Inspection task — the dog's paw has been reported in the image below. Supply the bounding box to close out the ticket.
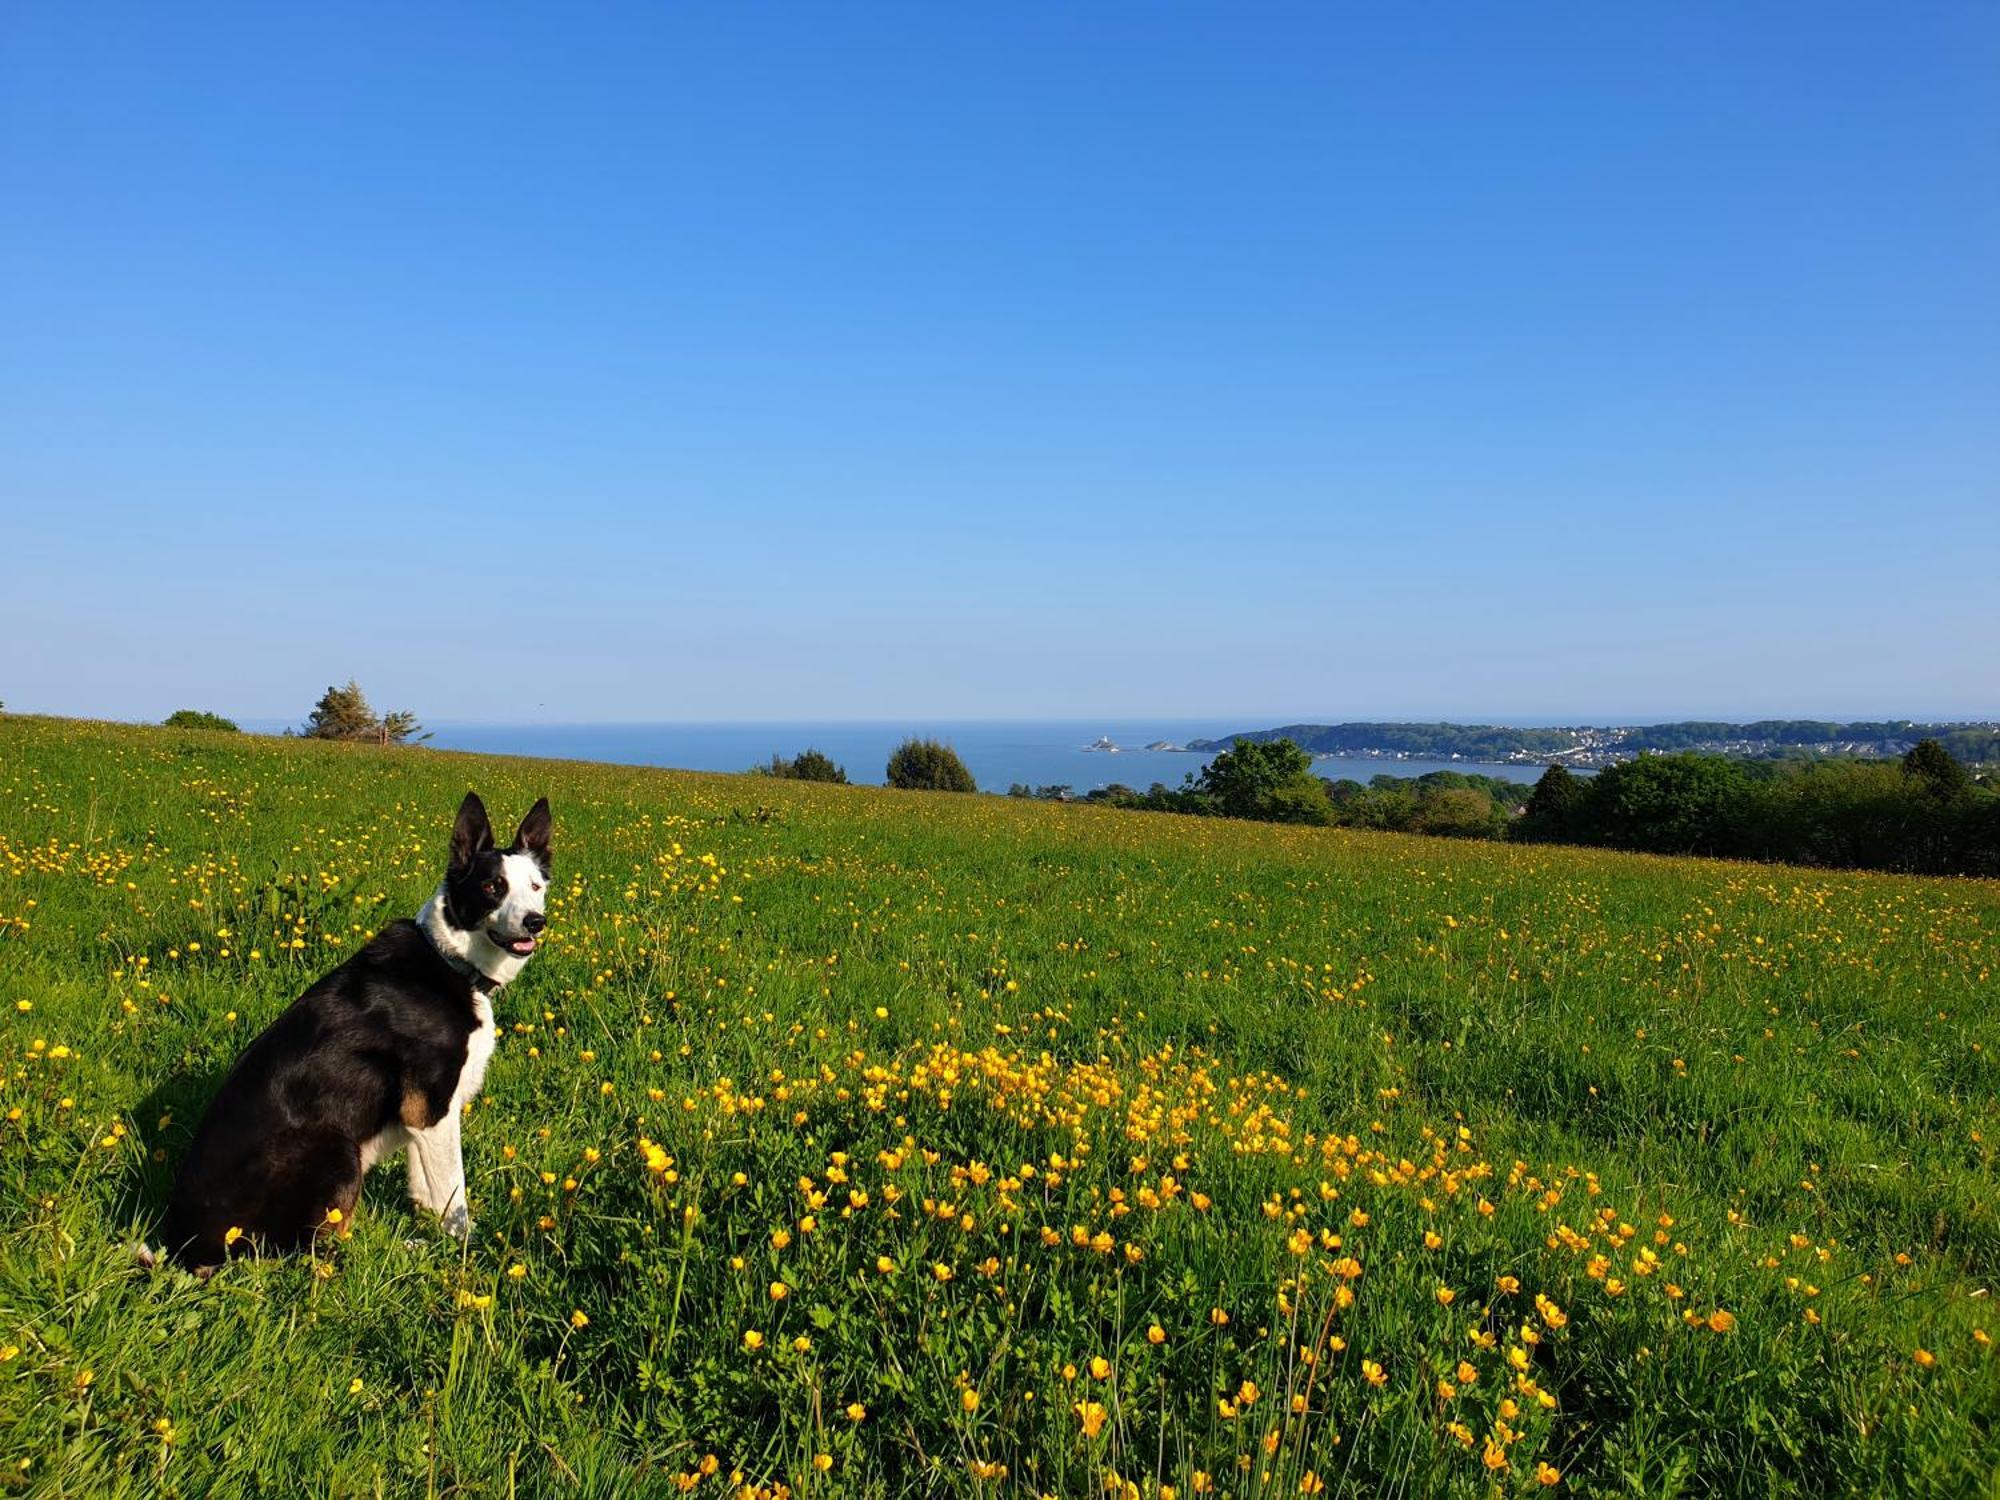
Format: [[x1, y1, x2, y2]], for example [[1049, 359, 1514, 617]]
[[441, 1205, 473, 1241]]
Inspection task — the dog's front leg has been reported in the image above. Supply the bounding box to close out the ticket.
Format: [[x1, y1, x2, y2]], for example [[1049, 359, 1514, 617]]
[[406, 1111, 472, 1240]]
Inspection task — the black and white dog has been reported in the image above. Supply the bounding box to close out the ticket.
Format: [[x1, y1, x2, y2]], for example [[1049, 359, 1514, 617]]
[[154, 792, 550, 1272]]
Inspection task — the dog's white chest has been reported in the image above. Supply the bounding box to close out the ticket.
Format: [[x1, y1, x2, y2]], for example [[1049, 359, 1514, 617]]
[[454, 992, 498, 1109]]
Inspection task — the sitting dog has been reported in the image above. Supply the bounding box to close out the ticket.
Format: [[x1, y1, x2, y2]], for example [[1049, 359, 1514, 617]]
[[154, 792, 550, 1271]]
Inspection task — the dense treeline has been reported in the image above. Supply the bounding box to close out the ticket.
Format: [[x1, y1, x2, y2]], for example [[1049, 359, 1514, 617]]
[[1517, 744, 2000, 875], [1017, 737, 2000, 877], [1014, 740, 1531, 838]]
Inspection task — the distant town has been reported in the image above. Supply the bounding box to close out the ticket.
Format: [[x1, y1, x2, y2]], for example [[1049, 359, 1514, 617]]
[[1082, 720, 2000, 770]]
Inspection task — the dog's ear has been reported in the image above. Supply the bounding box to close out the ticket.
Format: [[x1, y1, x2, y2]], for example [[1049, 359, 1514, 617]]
[[450, 792, 494, 872], [512, 798, 552, 872]]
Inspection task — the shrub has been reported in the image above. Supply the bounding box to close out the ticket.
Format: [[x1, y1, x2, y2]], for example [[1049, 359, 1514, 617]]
[[1413, 785, 1503, 838], [754, 750, 849, 784], [886, 739, 976, 792], [163, 709, 239, 732]]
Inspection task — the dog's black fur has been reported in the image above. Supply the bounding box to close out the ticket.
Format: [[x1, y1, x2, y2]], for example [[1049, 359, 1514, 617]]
[[158, 793, 549, 1270]]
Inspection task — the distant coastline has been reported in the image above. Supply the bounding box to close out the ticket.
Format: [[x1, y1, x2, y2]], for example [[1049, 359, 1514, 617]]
[[212, 716, 2000, 782], [1180, 719, 2000, 770], [228, 719, 1556, 793]]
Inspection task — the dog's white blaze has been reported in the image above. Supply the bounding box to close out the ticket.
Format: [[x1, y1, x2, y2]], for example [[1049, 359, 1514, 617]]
[[416, 859, 544, 988], [493, 852, 547, 937]]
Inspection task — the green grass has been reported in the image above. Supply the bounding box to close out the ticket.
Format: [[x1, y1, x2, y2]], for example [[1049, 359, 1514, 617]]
[[1, 714, 1996, 1498]]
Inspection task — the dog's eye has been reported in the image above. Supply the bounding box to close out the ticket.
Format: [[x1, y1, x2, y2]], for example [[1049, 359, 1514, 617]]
[[482, 879, 501, 896]]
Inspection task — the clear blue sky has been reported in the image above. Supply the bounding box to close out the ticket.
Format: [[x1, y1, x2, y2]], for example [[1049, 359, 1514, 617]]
[[4, 3, 1995, 725]]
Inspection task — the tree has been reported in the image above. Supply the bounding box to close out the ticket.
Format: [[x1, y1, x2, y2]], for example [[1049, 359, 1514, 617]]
[[304, 681, 377, 739], [1572, 753, 1745, 855], [302, 681, 427, 744], [886, 739, 976, 792], [1902, 738, 1971, 802], [1517, 765, 1581, 841], [377, 709, 429, 745], [164, 709, 239, 732], [1197, 738, 1333, 825]]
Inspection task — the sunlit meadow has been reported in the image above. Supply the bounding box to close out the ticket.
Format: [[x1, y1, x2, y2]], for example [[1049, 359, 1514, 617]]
[[1, 716, 1995, 1497]]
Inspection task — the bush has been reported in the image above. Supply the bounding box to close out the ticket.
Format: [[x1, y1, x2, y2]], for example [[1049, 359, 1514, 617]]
[[163, 709, 239, 732], [753, 750, 849, 784], [886, 739, 976, 792], [1413, 786, 1503, 838]]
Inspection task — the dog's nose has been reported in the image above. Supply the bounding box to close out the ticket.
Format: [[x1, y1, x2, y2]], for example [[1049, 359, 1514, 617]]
[[523, 911, 546, 933]]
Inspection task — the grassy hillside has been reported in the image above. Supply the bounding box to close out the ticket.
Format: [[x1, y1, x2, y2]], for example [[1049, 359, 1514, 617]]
[[1, 716, 1995, 1498]]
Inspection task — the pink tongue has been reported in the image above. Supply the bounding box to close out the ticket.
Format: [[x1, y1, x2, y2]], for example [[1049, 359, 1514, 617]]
[[509, 937, 536, 954]]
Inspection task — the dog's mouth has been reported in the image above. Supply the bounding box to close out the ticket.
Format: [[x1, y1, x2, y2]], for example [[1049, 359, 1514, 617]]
[[488, 931, 538, 956]]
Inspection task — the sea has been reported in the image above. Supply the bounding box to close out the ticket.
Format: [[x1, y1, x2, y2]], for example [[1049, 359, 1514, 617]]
[[327, 719, 1548, 793]]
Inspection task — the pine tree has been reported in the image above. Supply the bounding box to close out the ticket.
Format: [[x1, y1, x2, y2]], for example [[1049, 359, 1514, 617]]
[[377, 708, 428, 746], [303, 681, 378, 739]]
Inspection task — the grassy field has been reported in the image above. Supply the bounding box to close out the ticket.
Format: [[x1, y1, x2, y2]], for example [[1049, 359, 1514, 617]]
[[1, 716, 1995, 1498]]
